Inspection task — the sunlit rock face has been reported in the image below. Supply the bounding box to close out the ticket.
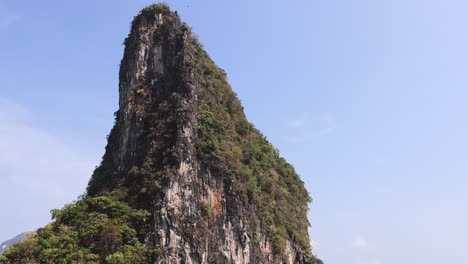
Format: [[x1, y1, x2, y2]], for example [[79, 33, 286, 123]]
[[2, 4, 315, 264], [85, 5, 315, 264]]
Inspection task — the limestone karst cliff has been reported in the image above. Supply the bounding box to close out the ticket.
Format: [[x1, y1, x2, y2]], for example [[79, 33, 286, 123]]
[[1, 4, 316, 264]]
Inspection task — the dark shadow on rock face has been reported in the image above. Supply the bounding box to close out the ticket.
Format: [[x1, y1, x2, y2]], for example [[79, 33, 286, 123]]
[[1, 3, 317, 264]]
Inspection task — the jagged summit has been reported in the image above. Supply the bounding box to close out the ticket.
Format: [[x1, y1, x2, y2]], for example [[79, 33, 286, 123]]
[[1, 4, 316, 264]]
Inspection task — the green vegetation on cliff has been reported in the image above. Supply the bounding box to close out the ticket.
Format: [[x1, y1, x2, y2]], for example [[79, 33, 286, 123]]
[[191, 37, 311, 254], [2, 3, 314, 263], [0, 196, 151, 263]]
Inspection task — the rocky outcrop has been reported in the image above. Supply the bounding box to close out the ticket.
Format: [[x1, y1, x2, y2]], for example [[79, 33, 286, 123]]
[[84, 4, 315, 264], [0, 231, 36, 257]]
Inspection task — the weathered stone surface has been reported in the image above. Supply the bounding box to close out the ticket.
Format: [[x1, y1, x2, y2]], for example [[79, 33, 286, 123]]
[[86, 6, 315, 264]]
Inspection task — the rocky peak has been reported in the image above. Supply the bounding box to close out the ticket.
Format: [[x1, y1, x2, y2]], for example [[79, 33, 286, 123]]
[[89, 3, 315, 263], [1, 4, 316, 264]]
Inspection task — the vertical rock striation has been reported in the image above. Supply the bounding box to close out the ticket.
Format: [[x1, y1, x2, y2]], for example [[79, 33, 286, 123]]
[[86, 4, 315, 264]]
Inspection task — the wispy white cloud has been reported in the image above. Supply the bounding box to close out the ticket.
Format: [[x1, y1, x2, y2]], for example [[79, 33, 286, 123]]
[[310, 239, 319, 248], [352, 235, 383, 264], [359, 258, 382, 264], [0, 4, 19, 30], [353, 235, 369, 250], [287, 118, 306, 128], [285, 112, 337, 143], [0, 97, 99, 241], [0, 97, 95, 198]]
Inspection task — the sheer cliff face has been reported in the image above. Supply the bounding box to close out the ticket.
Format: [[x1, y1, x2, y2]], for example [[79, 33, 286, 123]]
[[87, 5, 314, 264]]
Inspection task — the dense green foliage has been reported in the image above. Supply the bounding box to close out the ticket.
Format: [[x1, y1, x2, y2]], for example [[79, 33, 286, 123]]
[[141, 3, 170, 15], [190, 36, 312, 255], [2, 4, 313, 262], [0, 196, 151, 263]]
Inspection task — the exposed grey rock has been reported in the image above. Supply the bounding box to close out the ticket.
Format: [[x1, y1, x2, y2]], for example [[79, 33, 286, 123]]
[[86, 6, 315, 264], [0, 231, 36, 257]]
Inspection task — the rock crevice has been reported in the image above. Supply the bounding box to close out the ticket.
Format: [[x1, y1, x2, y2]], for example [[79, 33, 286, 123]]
[[86, 5, 315, 264]]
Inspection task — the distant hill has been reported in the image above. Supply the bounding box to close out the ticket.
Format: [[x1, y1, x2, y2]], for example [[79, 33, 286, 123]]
[[0, 232, 36, 256]]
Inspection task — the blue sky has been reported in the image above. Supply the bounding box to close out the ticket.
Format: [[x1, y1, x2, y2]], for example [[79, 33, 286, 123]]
[[1, 0, 468, 263]]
